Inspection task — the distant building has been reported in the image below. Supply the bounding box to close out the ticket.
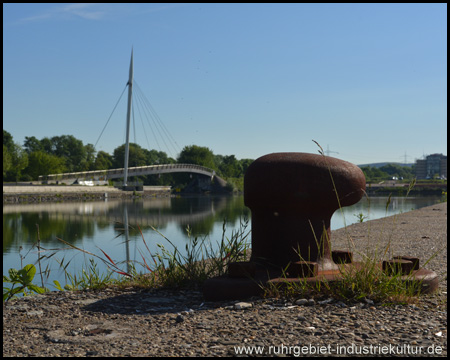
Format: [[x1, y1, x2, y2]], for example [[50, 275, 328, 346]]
[[415, 154, 447, 179]]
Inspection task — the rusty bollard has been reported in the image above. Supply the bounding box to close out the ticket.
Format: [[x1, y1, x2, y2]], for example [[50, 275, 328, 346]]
[[203, 152, 364, 301], [244, 152, 365, 271], [202, 152, 438, 301]]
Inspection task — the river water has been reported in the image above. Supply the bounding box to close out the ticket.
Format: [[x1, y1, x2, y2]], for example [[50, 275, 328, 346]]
[[3, 195, 442, 290]]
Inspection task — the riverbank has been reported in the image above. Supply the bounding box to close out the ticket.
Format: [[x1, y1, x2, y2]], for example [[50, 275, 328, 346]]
[[3, 203, 447, 357], [365, 182, 447, 196], [2, 185, 171, 203]]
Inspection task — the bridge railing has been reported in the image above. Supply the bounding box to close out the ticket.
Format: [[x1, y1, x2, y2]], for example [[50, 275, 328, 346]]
[[38, 164, 216, 183]]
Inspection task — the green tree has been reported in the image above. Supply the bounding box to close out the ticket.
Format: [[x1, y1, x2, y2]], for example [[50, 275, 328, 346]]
[[379, 164, 414, 180], [219, 155, 242, 178], [112, 143, 148, 168], [93, 151, 113, 170], [240, 159, 253, 176], [23, 136, 43, 154], [5, 143, 29, 181], [360, 166, 386, 182], [146, 149, 175, 165], [361, 164, 415, 182], [40, 137, 53, 154], [177, 145, 216, 170], [82, 144, 96, 171], [3, 145, 12, 178], [24, 151, 66, 180], [214, 154, 224, 173], [49, 135, 87, 172], [3, 130, 14, 152]]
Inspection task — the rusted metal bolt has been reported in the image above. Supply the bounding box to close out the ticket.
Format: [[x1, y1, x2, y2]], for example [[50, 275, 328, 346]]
[[244, 152, 366, 271], [393, 256, 420, 270], [286, 261, 318, 278], [383, 259, 414, 275], [332, 250, 353, 264], [228, 262, 256, 278]]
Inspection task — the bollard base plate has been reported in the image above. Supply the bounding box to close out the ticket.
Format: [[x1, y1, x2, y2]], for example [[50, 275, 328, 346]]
[[202, 261, 439, 301]]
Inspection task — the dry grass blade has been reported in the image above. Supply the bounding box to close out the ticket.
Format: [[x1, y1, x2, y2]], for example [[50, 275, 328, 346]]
[[98, 248, 118, 267], [55, 237, 132, 278], [138, 224, 158, 267], [406, 178, 416, 198], [138, 248, 154, 273], [97, 248, 132, 278]]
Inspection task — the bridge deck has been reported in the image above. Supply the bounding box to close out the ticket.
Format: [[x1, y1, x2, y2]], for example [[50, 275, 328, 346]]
[[38, 164, 217, 183]]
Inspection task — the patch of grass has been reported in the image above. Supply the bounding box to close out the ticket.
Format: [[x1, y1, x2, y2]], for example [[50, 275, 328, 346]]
[[118, 217, 251, 289], [25, 216, 251, 293], [263, 245, 435, 305], [54, 257, 116, 291]]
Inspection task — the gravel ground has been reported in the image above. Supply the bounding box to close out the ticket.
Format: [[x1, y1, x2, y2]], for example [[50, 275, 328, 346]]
[[3, 203, 447, 357], [331, 201, 447, 290]]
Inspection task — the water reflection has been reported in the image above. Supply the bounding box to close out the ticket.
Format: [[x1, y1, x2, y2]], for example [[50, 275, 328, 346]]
[[3, 196, 251, 255], [331, 195, 441, 229]]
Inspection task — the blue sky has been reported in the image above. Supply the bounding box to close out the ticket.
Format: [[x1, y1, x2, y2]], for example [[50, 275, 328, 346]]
[[3, 3, 447, 165]]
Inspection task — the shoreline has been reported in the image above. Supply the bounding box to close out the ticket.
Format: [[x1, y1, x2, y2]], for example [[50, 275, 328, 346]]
[[2, 185, 172, 203]]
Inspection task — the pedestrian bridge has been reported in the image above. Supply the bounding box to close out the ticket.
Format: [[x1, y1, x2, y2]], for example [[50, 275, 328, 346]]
[[38, 163, 221, 185]]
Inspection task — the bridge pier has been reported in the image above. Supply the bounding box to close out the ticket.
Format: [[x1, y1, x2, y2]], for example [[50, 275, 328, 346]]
[[182, 175, 229, 194]]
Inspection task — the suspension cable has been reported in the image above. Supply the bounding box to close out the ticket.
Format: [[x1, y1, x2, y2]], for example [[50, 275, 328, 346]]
[[134, 80, 181, 155], [94, 84, 128, 150], [134, 86, 171, 155], [133, 89, 157, 151]]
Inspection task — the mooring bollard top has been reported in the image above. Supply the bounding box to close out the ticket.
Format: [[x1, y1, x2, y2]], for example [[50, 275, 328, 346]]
[[244, 152, 366, 215]]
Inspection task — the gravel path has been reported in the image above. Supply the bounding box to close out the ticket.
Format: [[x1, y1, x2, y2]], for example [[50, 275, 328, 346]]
[[3, 203, 447, 357]]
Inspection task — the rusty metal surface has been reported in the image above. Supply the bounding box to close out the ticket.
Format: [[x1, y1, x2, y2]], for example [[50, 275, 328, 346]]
[[202, 152, 438, 301], [244, 152, 365, 269], [244, 152, 366, 213]]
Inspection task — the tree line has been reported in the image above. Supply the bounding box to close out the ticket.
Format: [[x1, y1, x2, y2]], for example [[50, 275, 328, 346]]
[[3, 130, 253, 187], [360, 163, 416, 183], [5, 129, 417, 186]]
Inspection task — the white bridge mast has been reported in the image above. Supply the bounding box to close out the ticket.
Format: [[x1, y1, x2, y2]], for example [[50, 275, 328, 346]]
[[123, 48, 133, 188]]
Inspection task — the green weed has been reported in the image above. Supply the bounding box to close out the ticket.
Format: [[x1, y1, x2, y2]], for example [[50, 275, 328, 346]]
[[354, 212, 369, 223], [54, 258, 116, 291], [3, 264, 47, 301]]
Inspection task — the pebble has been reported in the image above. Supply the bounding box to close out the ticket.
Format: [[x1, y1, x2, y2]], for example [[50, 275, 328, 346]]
[[26, 310, 43, 316], [317, 298, 334, 305], [294, 298, 316, 306], [233, 302, 252, 310], [295, 298, 308, 306]]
